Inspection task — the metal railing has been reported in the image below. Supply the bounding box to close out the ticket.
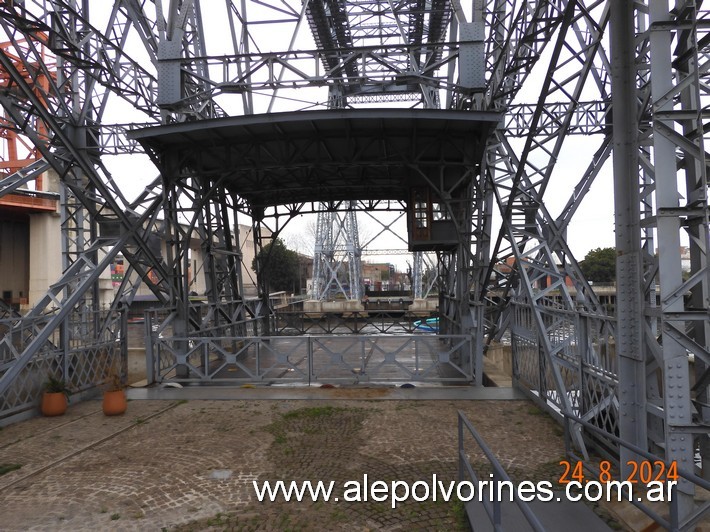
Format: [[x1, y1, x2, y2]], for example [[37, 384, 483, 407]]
[[510, 299, 619, 449], [0, 308, 126, 425], [147, 333, 478, 385], [273, 309, 435, 335], [562, 411, 710, 531], [458, 408, 710, 531], [457, 410, 546, 531]]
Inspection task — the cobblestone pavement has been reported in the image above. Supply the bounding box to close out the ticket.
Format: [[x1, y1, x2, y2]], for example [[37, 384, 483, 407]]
[[0, 395, 599, 531]]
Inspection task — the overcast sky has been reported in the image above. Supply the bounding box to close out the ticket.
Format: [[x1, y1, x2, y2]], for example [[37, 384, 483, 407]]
[[82, 2, 615, 268]]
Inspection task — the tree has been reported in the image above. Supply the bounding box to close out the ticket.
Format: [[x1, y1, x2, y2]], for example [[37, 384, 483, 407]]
[[580, 247, 616, 283], [252, 238, 301, 293]]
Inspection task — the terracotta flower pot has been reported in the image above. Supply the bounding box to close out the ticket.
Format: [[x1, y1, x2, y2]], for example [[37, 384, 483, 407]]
[[102, 389, 127, 416], [41, 391, 68, 416]]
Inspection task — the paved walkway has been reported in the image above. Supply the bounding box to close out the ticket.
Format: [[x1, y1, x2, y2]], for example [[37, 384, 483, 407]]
[[0, 388, 619, 531]]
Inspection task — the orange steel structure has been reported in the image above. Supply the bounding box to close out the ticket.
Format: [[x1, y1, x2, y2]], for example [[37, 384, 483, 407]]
[[0, 34, 53, 186], [0, 33, 58, 213]]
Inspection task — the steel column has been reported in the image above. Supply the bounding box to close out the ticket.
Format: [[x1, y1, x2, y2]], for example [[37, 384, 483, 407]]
[[610, 0, 647, 475]]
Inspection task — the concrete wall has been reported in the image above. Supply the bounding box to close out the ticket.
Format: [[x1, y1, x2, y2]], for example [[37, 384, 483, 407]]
[[0, 217, 30, 306], [238, 223, 260, 297], [122, 222, 266, 301], [8, 195, 268, 312], [28, 212, 62, 309], [0, 170, 62, 310]]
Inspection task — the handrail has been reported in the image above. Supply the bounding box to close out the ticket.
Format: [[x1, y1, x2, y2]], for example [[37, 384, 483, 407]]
[[457, 410, 546, 531], [561, 411, 710, 531], [147, 333, 475, 384]]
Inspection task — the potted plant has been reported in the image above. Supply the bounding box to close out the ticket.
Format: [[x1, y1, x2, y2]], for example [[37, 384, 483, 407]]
[[102, 371, 127, 416], [41, 375, 70, 416]]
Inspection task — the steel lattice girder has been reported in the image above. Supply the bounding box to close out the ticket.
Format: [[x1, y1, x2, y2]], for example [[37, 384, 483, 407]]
[[0, 3, 707, 526], [480, 3, 614, 461], [312, 205, 362, 301], [636, 0, 710, 511]]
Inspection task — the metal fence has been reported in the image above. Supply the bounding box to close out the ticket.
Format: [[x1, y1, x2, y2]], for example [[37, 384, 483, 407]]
[[0, 308, 125, 425], [458, 410, 546, 531], [561, 411, 710, 531], [146, 332, 478, 385], [510, 299, 618, 449]]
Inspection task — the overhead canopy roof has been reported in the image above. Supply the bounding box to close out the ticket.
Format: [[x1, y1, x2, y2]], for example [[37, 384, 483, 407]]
[[130, 109, 500, 208]]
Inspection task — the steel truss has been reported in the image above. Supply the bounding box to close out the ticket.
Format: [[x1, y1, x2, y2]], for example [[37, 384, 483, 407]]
[[479, 0, 615, 457], [0, 1, 707, 525], [476, 0, 709, 521], [619, 0, 710, 517], [146, 331, 475, 385], [0, 3, 171, 423], [312, 204, 363, 301]]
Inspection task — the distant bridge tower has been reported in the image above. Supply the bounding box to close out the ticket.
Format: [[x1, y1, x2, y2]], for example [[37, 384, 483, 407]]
[[311, 203, 362, 301]]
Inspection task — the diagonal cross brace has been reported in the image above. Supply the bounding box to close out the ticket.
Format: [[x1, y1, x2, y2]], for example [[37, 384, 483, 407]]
[[0, 47, 171, 303], [0, 193, 163, 398], [0, 159, 51, 199]]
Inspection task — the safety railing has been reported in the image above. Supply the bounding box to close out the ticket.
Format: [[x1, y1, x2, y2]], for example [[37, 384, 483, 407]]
[[458, 410, 546, 531], [562, 411, 710, 531], [0, 308, 126, 425], [147, 333, 478, 385], [510, 299, 619, 450]]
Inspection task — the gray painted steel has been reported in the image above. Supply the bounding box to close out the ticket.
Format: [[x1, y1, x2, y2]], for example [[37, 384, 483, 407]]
[[0, 2, 708, 527]]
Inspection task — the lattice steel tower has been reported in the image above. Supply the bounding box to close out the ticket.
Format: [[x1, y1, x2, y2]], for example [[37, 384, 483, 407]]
[[311, 206, 362, 301], [0, 1, 708, 525]]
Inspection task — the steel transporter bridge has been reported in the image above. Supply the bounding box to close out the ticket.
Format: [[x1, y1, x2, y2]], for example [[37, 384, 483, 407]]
[[0, 0, 709, 527]]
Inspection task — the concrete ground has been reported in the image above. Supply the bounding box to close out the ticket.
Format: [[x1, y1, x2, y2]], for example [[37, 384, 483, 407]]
[[0, 388, 626, 531]]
